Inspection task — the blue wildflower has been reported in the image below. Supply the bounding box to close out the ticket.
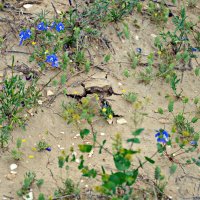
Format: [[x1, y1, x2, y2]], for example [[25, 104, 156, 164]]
[[191, 47, 199, 52], [19, 29, 32, 46], [56, 22, 65, 32], [136, 48, 142, 54], [155, 129, 169, 143], [45, 54, 59, 67], [37, 22, 47, 31], [190, 141, 197, 146], [50, 22, 56, 29], [45, 147, 52, 152]]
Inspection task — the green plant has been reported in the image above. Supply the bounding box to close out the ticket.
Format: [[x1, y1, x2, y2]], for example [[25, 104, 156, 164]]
[[17, 172, 36, 196], [54, 178, 80, 198], [11, 138, 23, 160], [100, 102, 114, 120], [36, 140, 50, 151], [187, 0, 198, 8], [123, 92, 137, 103], [170, 74, 182, 98], [17, 171, 44, 197], [138, 53, 154, 84], [0, 75, 40, 147], [127, 50, 140, 69], [62, 94, 100, 125], [147, 1, 169, 24]]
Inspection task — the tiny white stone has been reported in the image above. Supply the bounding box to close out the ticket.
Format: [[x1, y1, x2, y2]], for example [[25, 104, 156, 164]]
[[10, 164, 17, 171], [151, 34, 157, 38], [75, 134, 80, 137], [10, 171, 17, 174], [100, 132, 105, 136], [107, 119, 113, 124], [60, 131, 65, 134], [23, 4, 33, 9], [135, 35, 139, 40], [85, 184, 88, 188], [75, 159, 80, 163], [80, 179, 84, 183], [71, 143, 75, 146], [47, 90, 54, 96], [60, 147, 65, 150], [73, 136, 77, 139], [118, 82, 122, 86], [117, 118, 127, 125], [57, 145, 61, 148], [38, 100, 43, 105]]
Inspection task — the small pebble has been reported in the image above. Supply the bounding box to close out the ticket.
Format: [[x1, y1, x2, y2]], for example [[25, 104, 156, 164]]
[[100, 132, 105, 136], [38, 100, 43, 105], [47, 90, 54, 96], [117, 118, 127, 125], [151, 34, 157, 38], [23, 4, 33, 9], [135, 35, 139, 40], [10, 164, 17, 171]]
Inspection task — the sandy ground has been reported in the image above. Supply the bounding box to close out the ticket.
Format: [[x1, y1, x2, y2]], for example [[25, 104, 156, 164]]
[[0, 0, 200, 199]]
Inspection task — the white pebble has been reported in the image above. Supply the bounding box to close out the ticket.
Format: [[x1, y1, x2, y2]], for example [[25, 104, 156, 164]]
[[135, 35, 139, 40], [10, 164, 17, 171], [23, 4, 33, 9]]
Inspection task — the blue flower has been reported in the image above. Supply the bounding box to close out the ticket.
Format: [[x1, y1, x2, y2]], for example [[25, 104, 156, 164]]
[[190, 141, 197, 146], [50, 22, 56, 29], [155, 129, 169, 143], [45, 54, 59, 67], [136, 48, 142, 54], [191, 47, 199, 52], [56, 22, 65, 32], [37, 22, 47, 31], [19, 29, 32, 46], [45, 147, 52, 152]]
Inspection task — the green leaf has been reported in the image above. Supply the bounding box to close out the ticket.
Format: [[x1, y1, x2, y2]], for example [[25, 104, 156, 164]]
[[145, 156, 155, 164], [168, 100, 174, 112], [99, 140, 106, 154], [16, 138, 22, 148], [158, 108, 164, 114], [82, 168, 97, 178], [192, 158, 200, 167], [154, 166, 161, 180], [38, 193, 45, 200], [191, 117, 198, 123], [104, 54, 111, 63], [58, 156, 65, 168], [80, 129, 90, 139], [125, 169, 138, 185], [114, 153, 131, 171], [131, 128, 144, 136], [157, 143, 165, 153], [169, 164, 177, 175], [127, 138, 140, 144], [78, 144, 93, 153], [109, 172, 126, 186], [61, 74, 67, 85], [36, 179, 44, 187], [195, 67, 200, 76]]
